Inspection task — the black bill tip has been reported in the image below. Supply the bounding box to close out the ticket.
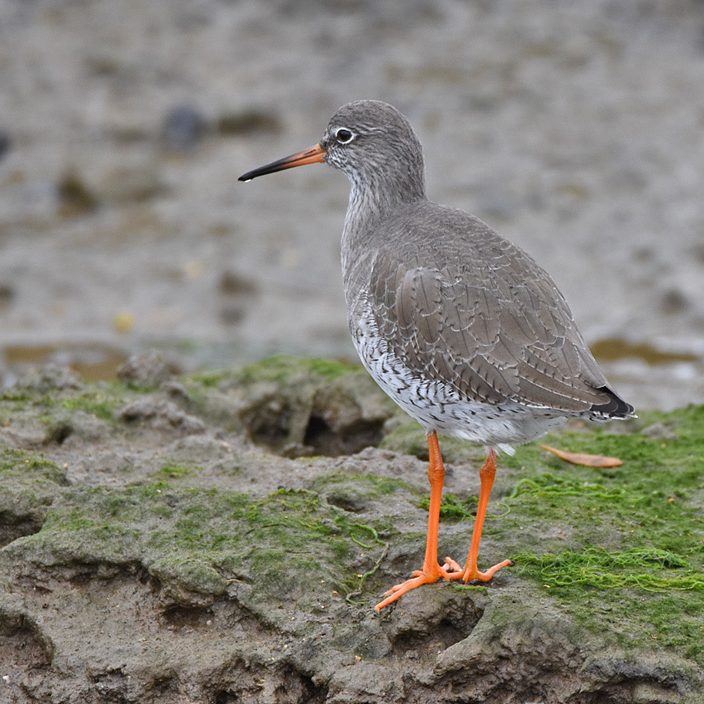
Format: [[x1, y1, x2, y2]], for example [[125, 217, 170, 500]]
[[238, 143, 326, 183]]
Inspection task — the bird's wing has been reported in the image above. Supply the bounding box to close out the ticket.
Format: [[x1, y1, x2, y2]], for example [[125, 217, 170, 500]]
[[368, 222, 615, 414]]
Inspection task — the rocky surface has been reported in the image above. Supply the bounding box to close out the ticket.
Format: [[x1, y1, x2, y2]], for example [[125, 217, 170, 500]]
[[0, 354, 702, 703]]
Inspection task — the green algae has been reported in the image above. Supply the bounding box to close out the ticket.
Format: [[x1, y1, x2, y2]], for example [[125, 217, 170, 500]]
[[1, 383, 124, 419], [60, 394, 116, 421], [236, 355, 361, 383], [378, 403, 704, 664], [515, 547, 702, 591], [9, 483, 389, 605], [193, 355, 361, 389], [513, 544, 704, 660], [185, 355, 395, 455], [150, 555, 227, 596], [0, 450, 67, 535], [155, 463, 198, 479], [380, 416, 485, 464], [311, 471, 412, 498], [0, 448, 66, 482], [451, 584, 488, 595], [1, 357, 703, 669], [493, 407, 704, 662], [419, 492, 478, 522]]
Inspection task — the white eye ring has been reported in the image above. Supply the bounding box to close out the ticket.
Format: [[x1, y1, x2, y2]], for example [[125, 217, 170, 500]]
[[335, 127, 355, 144]]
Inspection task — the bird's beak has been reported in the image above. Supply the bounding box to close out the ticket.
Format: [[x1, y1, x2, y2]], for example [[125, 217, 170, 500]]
[[238, 143, 327, 182]]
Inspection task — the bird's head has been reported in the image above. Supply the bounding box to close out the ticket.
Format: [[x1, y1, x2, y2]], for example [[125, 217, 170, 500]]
[[239, 100, 425, 201]]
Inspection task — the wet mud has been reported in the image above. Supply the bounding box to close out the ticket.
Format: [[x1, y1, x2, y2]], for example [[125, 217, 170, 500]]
[[2, 1, 704, 409]]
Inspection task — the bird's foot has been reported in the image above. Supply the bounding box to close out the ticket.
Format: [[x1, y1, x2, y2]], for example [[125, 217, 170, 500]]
[[374, 563, 449, 612], [441, 555, 512, 583]]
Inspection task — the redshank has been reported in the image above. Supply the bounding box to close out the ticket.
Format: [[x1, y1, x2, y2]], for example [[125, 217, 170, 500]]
[[239, 100, 634, 611]]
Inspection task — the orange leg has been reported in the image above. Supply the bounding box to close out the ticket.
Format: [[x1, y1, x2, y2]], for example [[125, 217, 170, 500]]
[[443, 448, 512, 582], [374, 431, 448, 612]]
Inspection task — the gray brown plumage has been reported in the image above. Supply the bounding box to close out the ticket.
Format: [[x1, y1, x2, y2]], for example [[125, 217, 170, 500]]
[[347, 201, 631, 443], [239, 99, 634, 610]]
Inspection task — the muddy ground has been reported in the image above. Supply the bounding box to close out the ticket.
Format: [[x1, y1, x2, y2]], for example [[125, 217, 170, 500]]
[[1, 1, 704, 409], [1, 2, 704, 702], [0, 353, 702, 703]]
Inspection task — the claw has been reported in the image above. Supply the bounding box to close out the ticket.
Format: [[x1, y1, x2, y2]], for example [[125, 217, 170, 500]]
[[443, 558, 513, 583], [375, 564, 445, 612], [375, 556, 512, 611], [442, 556, 463, 573], [382, 581, 406, 596]]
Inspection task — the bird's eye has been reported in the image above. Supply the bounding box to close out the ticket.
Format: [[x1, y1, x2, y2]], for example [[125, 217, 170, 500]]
[[335, 128, 354, 144]]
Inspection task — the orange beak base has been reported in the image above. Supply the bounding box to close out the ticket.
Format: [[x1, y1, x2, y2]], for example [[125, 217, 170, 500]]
[[238, 143, 326, 182]]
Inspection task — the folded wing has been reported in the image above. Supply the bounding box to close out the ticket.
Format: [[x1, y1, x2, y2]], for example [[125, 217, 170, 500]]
[[368, 220, 632, 418]]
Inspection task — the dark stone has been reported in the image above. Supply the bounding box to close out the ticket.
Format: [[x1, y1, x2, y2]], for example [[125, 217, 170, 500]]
[[0, 283, 14, 310], [0, 131, 10, 162], [218, 270, 257, 296], [216, 109, 282, 136], [14, 364, 82, 392], [117, 351, 181, 388], [660, 288, 690, 315], [57, 170, 99, 215], [162, 105, 208, 151]]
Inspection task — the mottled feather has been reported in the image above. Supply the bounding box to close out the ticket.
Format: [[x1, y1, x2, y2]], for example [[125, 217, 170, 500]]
[[350, 202, 624, 416]]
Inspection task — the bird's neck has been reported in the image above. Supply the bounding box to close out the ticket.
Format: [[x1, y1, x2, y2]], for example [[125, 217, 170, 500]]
[[341, 167, 426, 287]]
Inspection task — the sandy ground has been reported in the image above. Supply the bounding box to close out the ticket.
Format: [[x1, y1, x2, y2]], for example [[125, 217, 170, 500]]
[[1, 0, 704, 409]]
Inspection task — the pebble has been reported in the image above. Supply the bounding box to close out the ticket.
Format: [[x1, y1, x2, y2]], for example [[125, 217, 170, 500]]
[[117, 350, 182, 388], [161, 105, 207, 151], [0, 130, 10, 161]]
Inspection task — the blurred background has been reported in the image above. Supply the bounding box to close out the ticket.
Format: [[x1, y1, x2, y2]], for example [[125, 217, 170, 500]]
[[1, 0, 703, 410]]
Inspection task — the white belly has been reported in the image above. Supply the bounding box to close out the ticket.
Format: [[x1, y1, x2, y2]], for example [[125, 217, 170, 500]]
[[349, 303, 566, 453]]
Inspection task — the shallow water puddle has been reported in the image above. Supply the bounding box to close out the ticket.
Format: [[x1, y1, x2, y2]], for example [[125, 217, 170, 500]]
[[2, 343, 127, 383], [591, 337, 699, 365]]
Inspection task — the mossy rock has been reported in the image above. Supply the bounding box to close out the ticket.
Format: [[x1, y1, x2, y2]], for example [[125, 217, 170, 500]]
[[463, 406, 704, 664], [187, 355, 397, 457], [0, 449, 67, 547], [1, 358, 703, 700], [5, 482, 391, 610], [192, 355, 361, 388]]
